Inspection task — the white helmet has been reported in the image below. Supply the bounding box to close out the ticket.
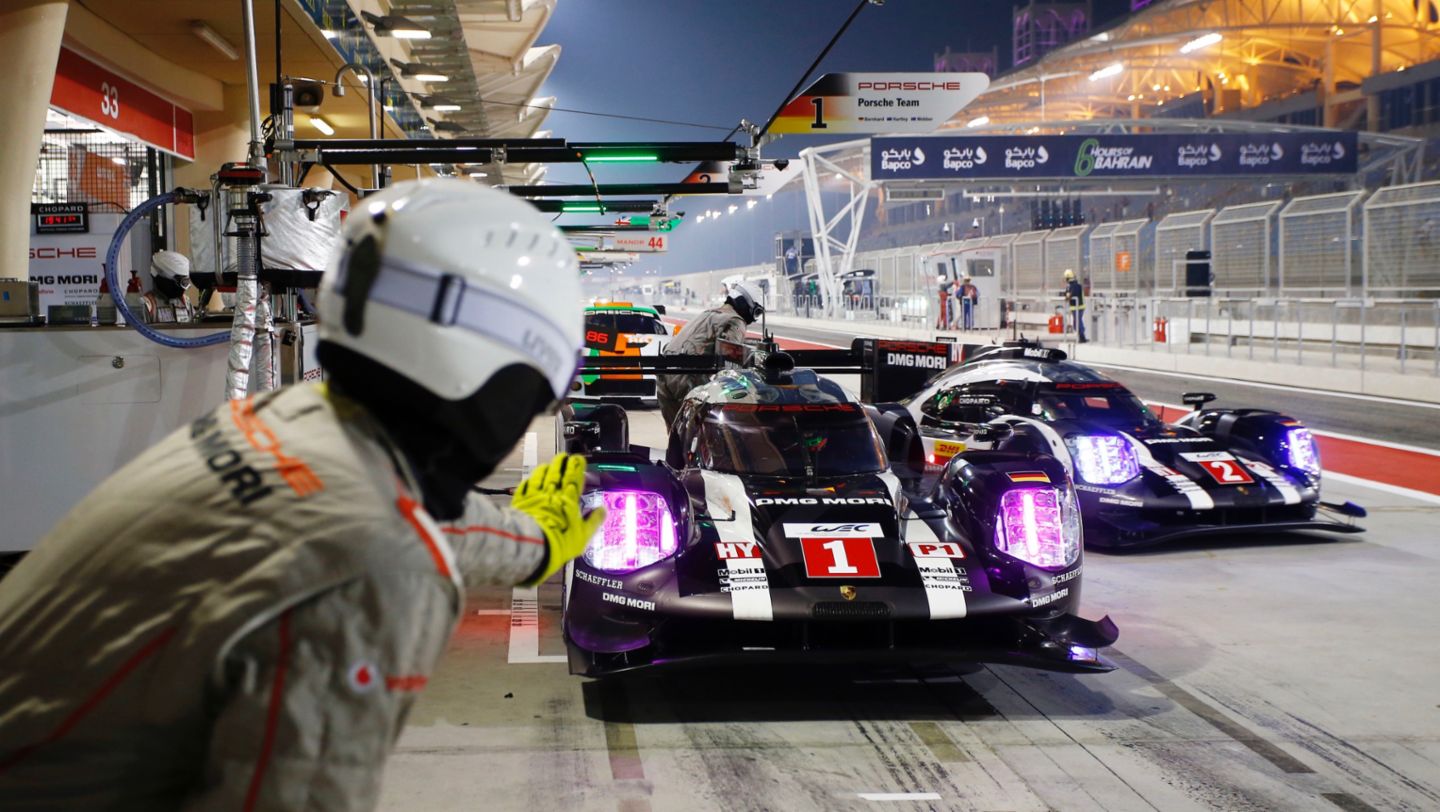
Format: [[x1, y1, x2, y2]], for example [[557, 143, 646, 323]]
[[151, 250, 192, 281], [727, 279, 764, 323], [150, 250, 192, 299], [317, 179, 582, 404]]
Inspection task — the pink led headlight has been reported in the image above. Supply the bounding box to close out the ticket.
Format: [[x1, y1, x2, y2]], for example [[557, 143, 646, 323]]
[[995, 486, 1080, 570], [581, 490, 678, 573]]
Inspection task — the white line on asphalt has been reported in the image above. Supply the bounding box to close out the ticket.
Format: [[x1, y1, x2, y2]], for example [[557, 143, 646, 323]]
[[856, 792, 943, 801], [1321, 472, 1440, 506], [747, 330, 846, 349], [1305, 428, 1440, 458], [504, 433, 564, 663], [1146, 399, 1440, 457], [506, 586, 567, 664], [666, 316, 848, 349], [1089, 361, 1440, 410], [522, 431, 538, 469]]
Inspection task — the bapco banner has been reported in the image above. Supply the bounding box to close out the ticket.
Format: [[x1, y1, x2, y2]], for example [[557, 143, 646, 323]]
[[871, 132, 1359, 180]]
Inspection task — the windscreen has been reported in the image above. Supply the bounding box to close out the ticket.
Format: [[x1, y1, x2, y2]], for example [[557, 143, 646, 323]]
[[612, 313, 667, 334], [700, 404, 886, 478], [1035, 388, 1159, 427], [922, 385, 1008, 424]]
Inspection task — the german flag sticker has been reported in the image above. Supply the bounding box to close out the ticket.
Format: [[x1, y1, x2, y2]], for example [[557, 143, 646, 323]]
[[1007, 471, 1051, 483]]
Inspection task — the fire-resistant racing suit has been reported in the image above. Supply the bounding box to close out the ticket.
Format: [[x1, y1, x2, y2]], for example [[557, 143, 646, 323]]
[[656, 302, 746, 427], [0, 383, 550, 810]]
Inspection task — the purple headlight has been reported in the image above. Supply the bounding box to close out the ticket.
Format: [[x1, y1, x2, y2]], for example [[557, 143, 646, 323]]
[[1065, 434, 1141, 485], [1284, 427, 1320, 476], [995, 486, 1081, 569], [581, 490, 678, 573]]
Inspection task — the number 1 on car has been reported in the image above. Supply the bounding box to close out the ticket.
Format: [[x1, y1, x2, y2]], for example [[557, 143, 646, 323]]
[[801, 537, 880, 578]]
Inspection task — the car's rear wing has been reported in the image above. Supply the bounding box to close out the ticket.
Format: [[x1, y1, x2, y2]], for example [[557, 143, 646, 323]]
[[573, 337, 954, 403]]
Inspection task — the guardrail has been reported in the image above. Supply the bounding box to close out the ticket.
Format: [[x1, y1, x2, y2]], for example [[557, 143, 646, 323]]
[[696, 291, 1440, 377], [1067, 296, 1440, 376]]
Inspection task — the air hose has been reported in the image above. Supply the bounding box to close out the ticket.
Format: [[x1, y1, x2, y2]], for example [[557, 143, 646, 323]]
[[104, 190, 229, 349]]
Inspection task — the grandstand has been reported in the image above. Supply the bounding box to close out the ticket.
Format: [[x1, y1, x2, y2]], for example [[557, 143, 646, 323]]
[[652, 0, 1440, 375], [830, 0, 1440, 300]]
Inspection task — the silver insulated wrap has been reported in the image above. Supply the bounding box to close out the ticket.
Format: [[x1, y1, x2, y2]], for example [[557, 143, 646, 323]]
[[226, 218, 259, 400], [190, 187, 347, 275]]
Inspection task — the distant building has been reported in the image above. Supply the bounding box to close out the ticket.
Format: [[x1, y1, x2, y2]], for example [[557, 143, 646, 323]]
[[1012, 1, 1092, 67], [934, 46, 998, 77]]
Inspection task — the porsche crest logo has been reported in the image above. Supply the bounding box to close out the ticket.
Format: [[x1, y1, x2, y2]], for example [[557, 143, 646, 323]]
[[840, 585, 858, 601]]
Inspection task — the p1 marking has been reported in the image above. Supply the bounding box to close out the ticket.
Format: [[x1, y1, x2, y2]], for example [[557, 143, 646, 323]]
[[908, 541, 965, 559]]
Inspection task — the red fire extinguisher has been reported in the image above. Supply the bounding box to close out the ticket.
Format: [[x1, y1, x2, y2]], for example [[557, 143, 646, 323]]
[[1153, 316, 1168, 343], [1048, 311, 1064, 334]]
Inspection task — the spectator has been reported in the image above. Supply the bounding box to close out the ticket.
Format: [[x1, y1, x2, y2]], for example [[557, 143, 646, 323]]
[[959, 275, 979, 330]]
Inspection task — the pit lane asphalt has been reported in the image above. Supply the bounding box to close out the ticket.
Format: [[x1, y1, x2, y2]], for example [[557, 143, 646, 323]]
[[744, 320, 1440, 452], [378, 410, 1440, 812]]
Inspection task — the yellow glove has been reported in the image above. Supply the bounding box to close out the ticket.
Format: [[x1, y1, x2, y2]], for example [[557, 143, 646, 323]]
[[512, 453, 606, 586]]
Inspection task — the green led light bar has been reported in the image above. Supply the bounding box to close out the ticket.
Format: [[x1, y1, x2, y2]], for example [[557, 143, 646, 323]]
[[583, 153, 659, 163], [562, 203, 604, 213], [591, 463, 639, 472], [615, 214, 682, 232]]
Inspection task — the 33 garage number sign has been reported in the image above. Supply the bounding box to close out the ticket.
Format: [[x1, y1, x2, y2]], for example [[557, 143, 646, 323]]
[[49, 48, 195, 160], [99, 81, 121, 120]]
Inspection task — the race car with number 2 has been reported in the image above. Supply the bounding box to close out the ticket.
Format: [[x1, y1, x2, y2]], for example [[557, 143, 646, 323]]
[[905, 342, 1364, 549]]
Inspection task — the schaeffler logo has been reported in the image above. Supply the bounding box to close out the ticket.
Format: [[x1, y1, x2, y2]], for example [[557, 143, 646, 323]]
[[1004, 145, 1048, 170], [1300, 140, 1346, 167], [943, 146, 987, 170], [1074, 138, 1153, 176], [1239, 142, 1284, 168], [879, 146, 926, 171]]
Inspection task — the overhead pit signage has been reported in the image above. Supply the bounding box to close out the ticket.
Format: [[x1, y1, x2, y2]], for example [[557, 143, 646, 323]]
[[770, 73, 988, 135], [49, 48, 196, 160], [871, 132, 1359, 180], [680, 159, 802, 197], [610, 234, 668, 253], [576, 250, 638, 263]]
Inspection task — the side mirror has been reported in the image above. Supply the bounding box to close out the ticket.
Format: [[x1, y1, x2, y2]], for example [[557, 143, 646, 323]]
[[1182, 392, 1217, 411], [562, 421, 602, 454], [563, 403, 629, 454], [870, 404, 925, 480]]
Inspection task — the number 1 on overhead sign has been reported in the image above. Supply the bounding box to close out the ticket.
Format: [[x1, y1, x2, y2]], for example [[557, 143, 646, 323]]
[[810, 97, 827, 129]]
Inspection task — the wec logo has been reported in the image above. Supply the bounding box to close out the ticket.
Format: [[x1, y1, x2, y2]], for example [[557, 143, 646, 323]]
[[783, 522, 881, 538]]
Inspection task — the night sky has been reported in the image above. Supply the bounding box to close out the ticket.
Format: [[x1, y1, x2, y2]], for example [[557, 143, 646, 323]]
[[535, 0, 1135, 280]]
